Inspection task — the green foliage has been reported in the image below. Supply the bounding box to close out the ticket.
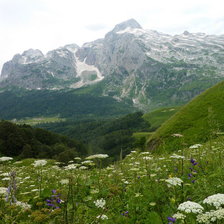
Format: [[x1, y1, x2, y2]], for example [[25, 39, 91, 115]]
[[39, 112, 151, 160], [0, 120, 87, 159], [0, 88, 134, 120], [2, 138, 224, 223], [147, 81, 224, 152]]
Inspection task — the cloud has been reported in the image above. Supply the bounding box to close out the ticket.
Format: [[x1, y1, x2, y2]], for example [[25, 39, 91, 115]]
[[1, 0, 224, 71]]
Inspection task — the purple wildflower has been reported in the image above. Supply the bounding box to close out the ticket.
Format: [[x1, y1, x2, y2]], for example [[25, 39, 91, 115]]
[[121, 211, 129, 216], [167, 216, 176, 223], [190, 158, 198, 166], [46, 189, 63, 210]]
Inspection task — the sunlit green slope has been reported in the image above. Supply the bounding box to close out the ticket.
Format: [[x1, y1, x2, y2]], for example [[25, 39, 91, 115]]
[[147, 81, 224, 151]]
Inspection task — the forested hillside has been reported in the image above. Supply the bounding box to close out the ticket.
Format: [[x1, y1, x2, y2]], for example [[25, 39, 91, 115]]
[[0, 121, 87, 162]]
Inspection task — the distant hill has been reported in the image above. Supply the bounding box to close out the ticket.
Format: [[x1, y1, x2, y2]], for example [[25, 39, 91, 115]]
[[0, 88, 134, 120], [0, 120, 87, 162], [147, 81, 224, 152], [38, 112, 151, 159]]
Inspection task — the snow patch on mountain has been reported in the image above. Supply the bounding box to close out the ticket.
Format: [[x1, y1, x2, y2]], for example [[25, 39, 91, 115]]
[[70, 54, 104, 88]]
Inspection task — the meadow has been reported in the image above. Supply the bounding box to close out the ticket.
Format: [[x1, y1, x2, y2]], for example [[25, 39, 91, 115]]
[[1, 136, 224, 224]]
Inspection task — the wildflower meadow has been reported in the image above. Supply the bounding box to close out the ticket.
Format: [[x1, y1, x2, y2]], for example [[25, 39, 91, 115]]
[[1, 138, 224, 223]]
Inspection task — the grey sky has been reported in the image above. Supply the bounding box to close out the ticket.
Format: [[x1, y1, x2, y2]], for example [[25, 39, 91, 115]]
[[0, 0, 224, 71]]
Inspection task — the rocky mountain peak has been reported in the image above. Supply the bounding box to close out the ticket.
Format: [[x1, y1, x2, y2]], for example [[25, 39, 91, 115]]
[[111, 18, 142, 33], [183, 30, 190, 35], [11, 49, 44, 64], [22, 49, 44, 58]]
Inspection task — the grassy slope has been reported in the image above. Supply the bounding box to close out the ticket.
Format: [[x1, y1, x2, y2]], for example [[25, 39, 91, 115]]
[[133, 106, 180, 141], [147, 81, 224, 152], [143, 106, 180, 131]]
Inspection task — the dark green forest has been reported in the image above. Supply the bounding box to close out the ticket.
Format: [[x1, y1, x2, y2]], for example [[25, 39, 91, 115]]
[[38, 112, 151, 159], [0, 88, 134, 120], [0, 120, 87, 163]]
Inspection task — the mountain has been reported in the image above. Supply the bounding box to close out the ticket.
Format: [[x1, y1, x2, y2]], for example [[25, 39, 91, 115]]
[[146, 81, 224, 152], [1, 19, 224, 110]]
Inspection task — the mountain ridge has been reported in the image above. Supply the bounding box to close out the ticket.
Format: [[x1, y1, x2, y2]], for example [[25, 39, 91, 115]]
[[1, 19, 224, 110]]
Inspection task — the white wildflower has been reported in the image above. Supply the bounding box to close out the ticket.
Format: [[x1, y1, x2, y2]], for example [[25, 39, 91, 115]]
[[0, 172, 9, 177], [15, 201, 31, 209], [90, 189, 99, 194], [189, 144, 202, 149], [96, 214, 108, 220], [178, 201, 204, 214], [64, 164, 77, 170], [203, 194, 224, 209], [81, 160, 94, 165], [74, 157, 81, 160], [142, 156, 153, 160], [2, 177, 10, 181], [14, 161, 22, 164], [150, 174, 157, 177], [149, 202, 156, 206], [165, 177, 183, 187], [79, 166, 88, 170], [140, 152, 151, 155], [172, 133, 183, 137], [0, 157, 13, 162], [51, 165, 60, 170], [85, 154, 109, 160], [130, 167, 139, 171], [94, 198, 106, 208], [170, 154, 185, 159], [33, 160, 47, 167], [197, 209, 224, 223], [60, 179, 69, 185], [173, 212, 186, 220], [135, 193, 143, 197], [0, 187, 7, 195], [123, 180, 129, 184]]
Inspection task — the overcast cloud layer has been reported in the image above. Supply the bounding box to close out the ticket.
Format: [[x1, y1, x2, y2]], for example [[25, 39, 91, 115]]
[[0, 0, 224, 71]]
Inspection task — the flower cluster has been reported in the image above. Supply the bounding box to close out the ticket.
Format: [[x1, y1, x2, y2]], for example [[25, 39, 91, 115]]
[[15, 201, 31, 210], [178, 201, 204, 214], [167, 216, 176, 223], [94, 198, 106, 208], [0, 157, 13, 162], [0, 187, 7, 195], [96, 214, 108, 220], [142, 156, 153, 160], [203, 194, 224, 209], [64, 164, 78, 170], [188, 158, 198, 183], [85, 154, 109, 160], [33, 160, 47, 167], [170, 154, 185, 159], [165, 177, 183, 187], [173, 212, 186, 220], [46, 190, 63, 209], [197, 209, 224, 223], [189, 144, 202, 149]]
